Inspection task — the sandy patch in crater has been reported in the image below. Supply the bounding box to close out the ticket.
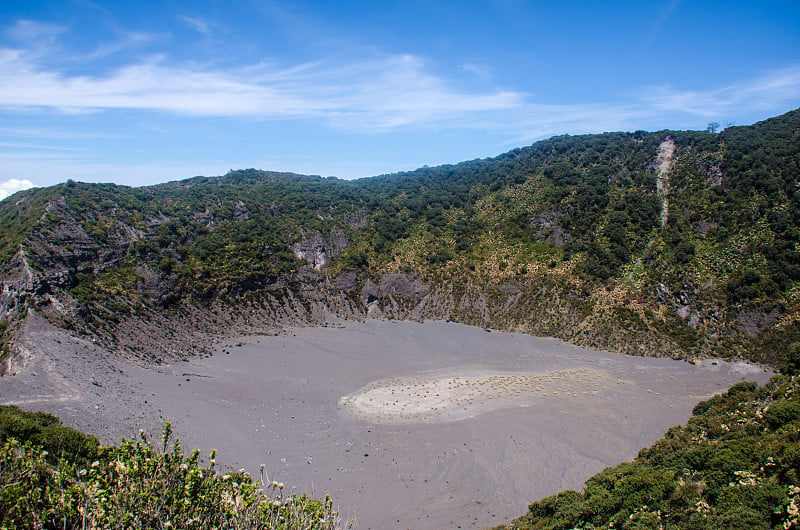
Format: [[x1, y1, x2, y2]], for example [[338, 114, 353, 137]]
[[341, 368, 606, 423]]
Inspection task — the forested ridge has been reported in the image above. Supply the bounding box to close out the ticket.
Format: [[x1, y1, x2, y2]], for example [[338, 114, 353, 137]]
[[0, 109, 799, 529], [2, 109, 799, 368]]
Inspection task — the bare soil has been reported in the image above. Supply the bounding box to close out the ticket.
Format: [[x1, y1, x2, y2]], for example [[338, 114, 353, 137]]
[[0, 316, 772, 529]]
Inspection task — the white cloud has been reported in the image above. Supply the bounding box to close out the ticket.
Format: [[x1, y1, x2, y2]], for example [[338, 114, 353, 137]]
[[1, 13, 800, 173], [1, 34, 798, 140], [498, 65, 800, 145], [0, 178, 36, 200], [0, 46, 526, 130], [642, 65, 800, 117]]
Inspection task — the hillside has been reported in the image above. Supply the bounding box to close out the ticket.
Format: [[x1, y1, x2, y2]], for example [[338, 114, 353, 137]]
[[2, 110, 799, 373], [1, 109, 799, 530], [492, 373, 800, 530]]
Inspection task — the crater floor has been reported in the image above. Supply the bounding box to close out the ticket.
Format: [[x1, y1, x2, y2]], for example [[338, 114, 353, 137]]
[[1, 319, 772, 530]]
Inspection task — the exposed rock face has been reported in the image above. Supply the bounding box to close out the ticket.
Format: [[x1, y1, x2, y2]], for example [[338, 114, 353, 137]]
[[292, 228, 349, 271], [379, 273, 430, 299], [232, 201, 249, 221], [1, 196, 143, 323], [344, 210, 369, 229], [136, 265, 177, 307], [27, 197, 144, 280], [531, 213, 571, 247], [292, 234, 328, 270], [496, 283, 522, 294], [0, 250, 44, 341], [361, 280, 380, 305], [332, 271, 358, 291], [737, 306, 781, 337], [193, 208, 223, 229]]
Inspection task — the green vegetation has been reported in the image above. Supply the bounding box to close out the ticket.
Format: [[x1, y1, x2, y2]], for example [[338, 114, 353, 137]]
[[0, 405, 99, 465], [2, 111, 798, 364], [492, 375, 800, 530], [1, 111, 799, 529], [0, 411, 342, 529], [1, 112, 798, 364], [0, 185, 61, 264], [0, 319, 10, 362]]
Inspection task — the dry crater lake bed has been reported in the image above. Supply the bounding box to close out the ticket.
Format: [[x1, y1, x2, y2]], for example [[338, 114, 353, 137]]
[[1, 319, 772, 529]]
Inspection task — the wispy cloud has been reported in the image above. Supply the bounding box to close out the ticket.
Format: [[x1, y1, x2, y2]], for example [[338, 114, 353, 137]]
[[5, 19, 65, 44], [76, 30, 157, 62], [4, 20, 66, 62], [500, 65, 800, 144], [0, 141, 81, 150], [0, 22, 798, 141], [649, 0, 682, 43], [499, 102, 643, 145], [177, 15, 212, 36], [0, 178, 36, 200], [642, 65, 800, 117], [0, 125, 126, 140], [460, 62, 491, 80], [0, 48, 527, 130]]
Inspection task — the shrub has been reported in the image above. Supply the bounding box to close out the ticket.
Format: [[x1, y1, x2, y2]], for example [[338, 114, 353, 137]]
[[500, 375, 800, 530], [0, 423, 345, 529], [0, 405, 98, 464], [763, 401, 800, 430], [781, 342, 800, 375]]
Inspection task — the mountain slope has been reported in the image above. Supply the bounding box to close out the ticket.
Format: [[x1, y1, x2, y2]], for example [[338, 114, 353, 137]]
[[491, 374, 800, 530], [1, 109, 799, 373]]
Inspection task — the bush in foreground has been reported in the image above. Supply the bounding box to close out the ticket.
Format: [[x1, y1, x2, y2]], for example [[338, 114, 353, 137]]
[[0, 420, 345, 529], [0, 405, 100, 465]]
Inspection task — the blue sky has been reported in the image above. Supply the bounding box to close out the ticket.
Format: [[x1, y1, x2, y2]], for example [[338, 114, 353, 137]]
[[1, 1, 799, 198]]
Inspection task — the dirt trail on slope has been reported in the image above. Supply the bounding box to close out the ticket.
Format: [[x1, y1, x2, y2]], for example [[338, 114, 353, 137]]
[[656, 138, 675, 228]]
